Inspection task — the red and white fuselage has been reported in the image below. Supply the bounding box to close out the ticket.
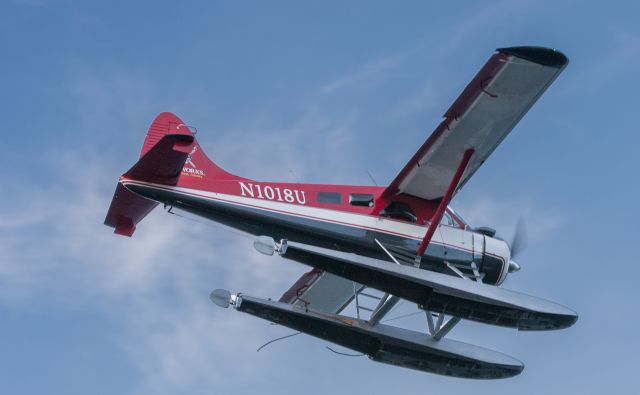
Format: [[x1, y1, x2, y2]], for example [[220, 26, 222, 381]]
[[107, 113, 511, 286]]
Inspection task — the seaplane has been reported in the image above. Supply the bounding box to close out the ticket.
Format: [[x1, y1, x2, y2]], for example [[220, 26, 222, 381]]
[[105, 46, 577, 379]]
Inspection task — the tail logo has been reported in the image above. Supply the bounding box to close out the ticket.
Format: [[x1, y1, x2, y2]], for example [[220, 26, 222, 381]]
[[182, 146, 206, 178], [185, 146, 197, 168]]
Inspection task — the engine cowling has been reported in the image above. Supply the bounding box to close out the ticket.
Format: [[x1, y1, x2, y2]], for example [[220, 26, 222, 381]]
[[480, 235, 510, 285]]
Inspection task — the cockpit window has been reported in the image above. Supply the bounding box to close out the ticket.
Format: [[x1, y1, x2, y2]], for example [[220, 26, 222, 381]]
[[446, 207, 469, 229], [380, 201, 417, 223], [349, 194, 374, 207], [440, 211, 455, 226]]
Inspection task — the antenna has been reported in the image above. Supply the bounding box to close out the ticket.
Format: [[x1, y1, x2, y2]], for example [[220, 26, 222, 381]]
[[366, 170, 378, 186], [289, 169, 300, 183]]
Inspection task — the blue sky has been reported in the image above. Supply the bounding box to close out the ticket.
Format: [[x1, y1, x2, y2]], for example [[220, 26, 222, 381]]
[[1, 1, 639, 394]]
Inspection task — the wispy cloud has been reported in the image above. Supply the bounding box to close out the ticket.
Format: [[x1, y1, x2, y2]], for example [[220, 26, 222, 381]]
[[319, 55, 404, 95], [386, 80, 444, 120], [0, 148, 311, 393], [317, 0, 531, 101], [0, 60, 365, 392]]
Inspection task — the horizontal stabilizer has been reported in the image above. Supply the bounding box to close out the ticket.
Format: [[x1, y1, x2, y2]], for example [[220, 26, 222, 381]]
[[104, 119, 195, 236], [104, 183, 157, 236], [123, 133, 194, 185], [231, 294, 524, 379], [279, 241, 578, 331]]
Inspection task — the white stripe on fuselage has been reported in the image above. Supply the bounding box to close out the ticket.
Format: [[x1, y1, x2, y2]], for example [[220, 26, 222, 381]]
[[121, 179, 473, 251]]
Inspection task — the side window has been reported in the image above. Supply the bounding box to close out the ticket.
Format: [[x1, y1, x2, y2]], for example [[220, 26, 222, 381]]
[[447, 207, 470, 229], [349, 193, 374, 207], [317, 192, 342, 204], [440, 211, 455, 226], [380, 201, 417, 223]]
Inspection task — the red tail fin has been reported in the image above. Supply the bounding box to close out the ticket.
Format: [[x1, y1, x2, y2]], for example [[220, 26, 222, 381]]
[[139, 112, 192, 157], [104, 112, 238, 236]]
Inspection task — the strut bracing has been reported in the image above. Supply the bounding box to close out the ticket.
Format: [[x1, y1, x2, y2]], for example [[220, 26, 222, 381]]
[[417, 148, 474, 258]]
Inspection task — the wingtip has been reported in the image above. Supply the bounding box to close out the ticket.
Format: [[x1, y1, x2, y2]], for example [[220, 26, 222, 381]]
[[497, 46, 569, 68]]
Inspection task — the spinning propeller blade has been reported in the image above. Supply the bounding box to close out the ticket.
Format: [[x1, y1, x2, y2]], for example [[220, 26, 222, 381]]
[[510, 216, 528, 259], [508, 216, 528, 273]]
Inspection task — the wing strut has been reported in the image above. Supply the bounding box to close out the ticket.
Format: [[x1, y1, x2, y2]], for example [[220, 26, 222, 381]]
[[416, 148, 474, 259]]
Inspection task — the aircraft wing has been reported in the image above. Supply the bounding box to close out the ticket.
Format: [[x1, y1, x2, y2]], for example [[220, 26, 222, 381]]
[[279, 269, 361, 313], [382, 46, 568, 201], [279, 47, 568, 314]]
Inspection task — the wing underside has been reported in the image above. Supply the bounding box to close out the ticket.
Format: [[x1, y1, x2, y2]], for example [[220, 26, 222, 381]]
[[279, 269, 360, 314], [383, 46, 568, 201]]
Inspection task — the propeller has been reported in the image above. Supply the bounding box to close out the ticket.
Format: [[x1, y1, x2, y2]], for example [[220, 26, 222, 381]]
[[507, 216, 528, 273]]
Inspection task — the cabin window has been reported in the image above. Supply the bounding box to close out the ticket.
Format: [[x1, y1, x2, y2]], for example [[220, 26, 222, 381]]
[[317, 192, 342, 204], [380, 201, 417, 223], [349, 193, 374, 207], [446, 207, 470, 229], [440, 211, 455, 226]]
